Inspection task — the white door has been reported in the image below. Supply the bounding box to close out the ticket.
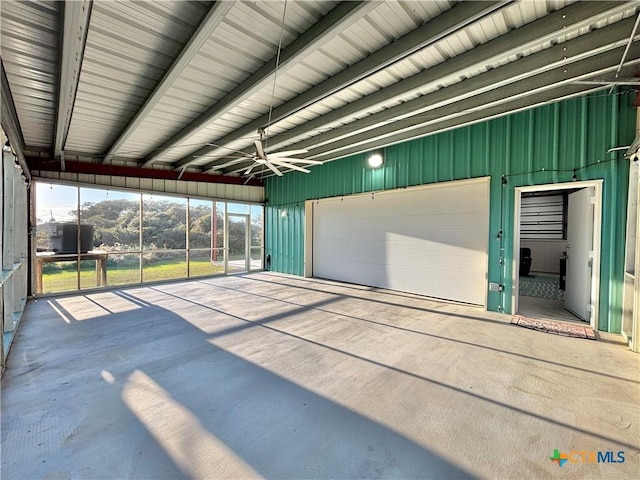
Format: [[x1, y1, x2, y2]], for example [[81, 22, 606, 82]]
[[312, 178, 489, 305], [565, 187, 594, 321]]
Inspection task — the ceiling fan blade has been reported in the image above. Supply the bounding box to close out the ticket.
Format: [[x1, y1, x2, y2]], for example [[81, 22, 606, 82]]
[[244, 164, 256, 175], [268, 157, 322, 165], [269, 159, 311, 174], [263, 160, 283, 176], [211, 158, 249, 170], [254, 139, 265, 159], [269, 149, 309, 158], [244, 173, 255, 185]]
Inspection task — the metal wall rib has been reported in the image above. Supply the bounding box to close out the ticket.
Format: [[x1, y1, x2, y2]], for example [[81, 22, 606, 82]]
[[264, 90, 636, 334]]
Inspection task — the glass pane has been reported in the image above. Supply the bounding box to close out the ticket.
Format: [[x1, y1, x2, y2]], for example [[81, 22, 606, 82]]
[[227, 202, 249, 215], [214, 201, 224, 249], [250, 247, 263, 270], [35, 183, 78, 253], [189, 249, 225, 277], [79, 254, 110, 290], [212, 248, 225, 274], [142, 194, 187, 250], [251, 205, 263, 247], [107, 253, 141, 287], [143, 250, 187, 282], [80, 187, 140, 252], [41, 260, 78, 293], [227, 215, 247, 273], [189, 199, 212, 249]]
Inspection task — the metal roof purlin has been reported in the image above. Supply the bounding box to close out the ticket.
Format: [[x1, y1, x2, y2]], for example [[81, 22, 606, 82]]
[[54, 0, 93, 158], [255, 15, 639, 161], [308, 85, 606, 166], [141, 0, 377, 169], [302, 46, 640, 163], [1, 60, 31, 181], [243, 85, 605, 178], [183, 0, 511, 171], [100, 1, 234, 165], [253, 0, 635, 159]]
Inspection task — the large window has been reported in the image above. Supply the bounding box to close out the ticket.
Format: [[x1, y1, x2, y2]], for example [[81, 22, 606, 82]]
[[34, 182, 263, 294], [142, 194, 187, 282]]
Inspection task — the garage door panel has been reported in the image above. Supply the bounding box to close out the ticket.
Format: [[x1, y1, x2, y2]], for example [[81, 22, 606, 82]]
[[385, 243, 485, 269], [312, 178, 489, 306], [317, 220, 485, 244], [316, 214, 485, 240], [316, 258, 389, 286], [384, 264, 487, 305]]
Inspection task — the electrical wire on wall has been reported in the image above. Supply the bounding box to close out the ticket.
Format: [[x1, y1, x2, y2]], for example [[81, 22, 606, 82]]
[[498, 175, 507, 312]]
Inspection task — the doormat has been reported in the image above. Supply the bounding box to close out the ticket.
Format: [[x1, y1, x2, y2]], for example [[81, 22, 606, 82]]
[[511, 315, 596, 340]]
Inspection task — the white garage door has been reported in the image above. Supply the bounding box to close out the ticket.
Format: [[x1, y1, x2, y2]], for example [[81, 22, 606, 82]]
[[312, 178, 490, 305]]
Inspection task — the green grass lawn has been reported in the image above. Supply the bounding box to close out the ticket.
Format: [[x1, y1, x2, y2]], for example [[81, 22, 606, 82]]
[[42, 259, 224, 293]]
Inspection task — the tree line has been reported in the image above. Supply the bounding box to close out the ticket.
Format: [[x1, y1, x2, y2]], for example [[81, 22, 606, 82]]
[[37, 199, 261, 253]]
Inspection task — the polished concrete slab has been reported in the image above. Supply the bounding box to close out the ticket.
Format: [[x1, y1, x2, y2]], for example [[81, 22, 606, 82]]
[[2, 272, 639, 479]]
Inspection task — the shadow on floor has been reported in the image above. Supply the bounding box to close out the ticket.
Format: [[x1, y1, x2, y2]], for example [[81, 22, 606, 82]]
[[2, 297, 473, 480]]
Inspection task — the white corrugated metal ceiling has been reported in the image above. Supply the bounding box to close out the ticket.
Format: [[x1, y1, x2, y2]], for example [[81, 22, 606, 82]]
[[1, 0, 639, 181]]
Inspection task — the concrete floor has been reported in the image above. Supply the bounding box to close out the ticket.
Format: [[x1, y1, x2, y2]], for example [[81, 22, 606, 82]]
[[518, 295, 586, 324], [2, 272, 639, 479]]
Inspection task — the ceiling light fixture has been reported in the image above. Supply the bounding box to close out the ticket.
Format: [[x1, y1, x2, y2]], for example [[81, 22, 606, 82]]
[[368, 153, 383, 168]]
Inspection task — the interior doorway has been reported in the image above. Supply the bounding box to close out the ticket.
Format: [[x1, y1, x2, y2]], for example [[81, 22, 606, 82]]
[[513, 181, 602, 329]]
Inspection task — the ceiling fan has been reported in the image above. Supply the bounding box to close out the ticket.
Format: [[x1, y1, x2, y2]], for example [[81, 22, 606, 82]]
[[243, 128, 322, 177]]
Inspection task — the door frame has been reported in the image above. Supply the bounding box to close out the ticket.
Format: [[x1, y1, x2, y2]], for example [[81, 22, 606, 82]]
[[512, 180, 603, 329], [225, 213, 251, 274]]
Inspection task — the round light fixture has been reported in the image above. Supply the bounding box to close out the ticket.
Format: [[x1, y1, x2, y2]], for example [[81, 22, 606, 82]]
[[368, 153, 383, 168]]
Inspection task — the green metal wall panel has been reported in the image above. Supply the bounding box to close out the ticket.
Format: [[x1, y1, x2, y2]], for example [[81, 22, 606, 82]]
[[265, 90, 635, 332]]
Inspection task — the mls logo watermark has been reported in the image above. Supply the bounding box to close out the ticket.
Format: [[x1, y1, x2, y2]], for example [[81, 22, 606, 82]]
[[550, 449, 625, 467]]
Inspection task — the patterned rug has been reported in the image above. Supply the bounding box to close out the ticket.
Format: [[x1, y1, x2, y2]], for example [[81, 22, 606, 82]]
[[511, 315, 596, 340], [519, 275, 564, 301]]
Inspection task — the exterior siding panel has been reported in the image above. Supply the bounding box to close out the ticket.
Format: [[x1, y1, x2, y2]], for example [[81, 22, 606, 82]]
[[265, 91, 635, 332]]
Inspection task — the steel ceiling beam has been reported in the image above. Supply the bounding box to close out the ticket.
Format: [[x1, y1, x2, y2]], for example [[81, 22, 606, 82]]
[[248, 0, 634, 161], [299, 52, 640, 164], [180, 0, 510, 170], [1, 60, 31, 181], [142, 1, 377, 168], [245, 85, 606, 178], [101, 1, 233, 165], [54, 0, 92, 158], [27, 158, 263, 186], [250, 15, 638, 160]]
